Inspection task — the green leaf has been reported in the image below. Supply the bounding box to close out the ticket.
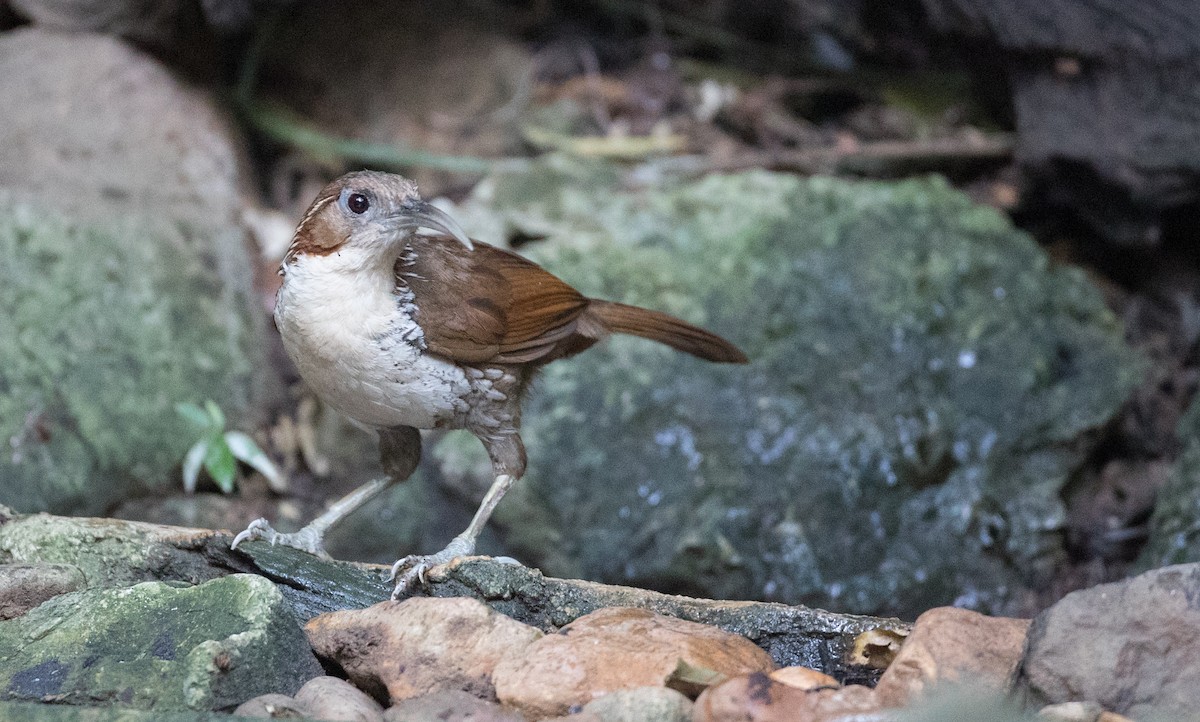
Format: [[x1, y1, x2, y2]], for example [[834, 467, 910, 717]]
[[224, 430, 287, 492], [176, 402, 213, 431], [204, 399, 226, 429], [203, 438, 238, 493], [181, 440, 208, 493]]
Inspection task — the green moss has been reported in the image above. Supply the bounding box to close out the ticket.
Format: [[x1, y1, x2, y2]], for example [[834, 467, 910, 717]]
[[0, 575, 321, 710]]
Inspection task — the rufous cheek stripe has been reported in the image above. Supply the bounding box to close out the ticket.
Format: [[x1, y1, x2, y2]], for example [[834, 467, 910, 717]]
[[281, 194, 341, 269]]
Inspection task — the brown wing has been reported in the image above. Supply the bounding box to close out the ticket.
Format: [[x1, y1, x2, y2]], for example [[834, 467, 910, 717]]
[[399, 235, 595, 365]]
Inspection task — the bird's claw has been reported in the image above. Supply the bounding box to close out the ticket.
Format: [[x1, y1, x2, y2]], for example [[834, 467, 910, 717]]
[[387, 535, 476, 599], [388, 557, 432, 599], [230, 517, 329, 558], [388, 550, 457, 599], [230, 518, 272, 550]]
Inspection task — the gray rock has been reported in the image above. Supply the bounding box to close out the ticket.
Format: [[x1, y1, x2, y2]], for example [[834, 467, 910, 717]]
[[294, 676, 385, 722], [891, 686, 1036, 721], [0, 511, 232, 591], [436, 158, 1143, 617], [383, 690, 525, 722], [6, 0, 270, 43], [1036, 701, 1103, 722], [1019, 563, 1200, 720], [0, 563, 86, 619], [0, 574, 323, 710], [0, 29, 280, 515], [581, 687, 692, 722], [0, 28, 253, 238]]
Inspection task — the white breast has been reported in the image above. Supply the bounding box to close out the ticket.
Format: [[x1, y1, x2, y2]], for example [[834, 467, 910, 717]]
[[275, 249, 471, 430]]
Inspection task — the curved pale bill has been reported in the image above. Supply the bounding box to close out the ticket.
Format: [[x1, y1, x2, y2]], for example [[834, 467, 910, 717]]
[[391, 202, 474, 250]]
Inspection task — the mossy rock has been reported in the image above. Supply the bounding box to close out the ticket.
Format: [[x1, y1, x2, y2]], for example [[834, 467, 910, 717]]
[[0, 202, 267, 515], [0, 574, 322, 710], [437, 158, 1144, 617], [0, 30, 280, 517]]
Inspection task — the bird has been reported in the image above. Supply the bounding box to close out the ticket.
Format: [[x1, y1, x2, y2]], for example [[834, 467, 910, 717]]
[[232, 170, 747, 598]]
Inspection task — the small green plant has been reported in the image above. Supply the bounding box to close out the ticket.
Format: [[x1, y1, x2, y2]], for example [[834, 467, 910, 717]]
[[176, 400, 284, 494]]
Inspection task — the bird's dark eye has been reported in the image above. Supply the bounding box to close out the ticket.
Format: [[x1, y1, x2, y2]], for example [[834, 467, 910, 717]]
[[347, 193, 370, 214]]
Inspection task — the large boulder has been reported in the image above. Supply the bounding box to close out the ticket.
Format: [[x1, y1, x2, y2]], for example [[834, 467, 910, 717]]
[[0, 29, 280, 514], [434, 157, 1142, 617]]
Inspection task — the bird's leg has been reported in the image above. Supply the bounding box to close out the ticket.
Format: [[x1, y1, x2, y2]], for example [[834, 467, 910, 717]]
[[232, 425, 422, 558], [390, 430, 526, 598], [231, 477, 393, 557]]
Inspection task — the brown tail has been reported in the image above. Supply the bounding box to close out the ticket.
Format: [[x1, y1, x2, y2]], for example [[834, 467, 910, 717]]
[[586, 300, 748, 363]]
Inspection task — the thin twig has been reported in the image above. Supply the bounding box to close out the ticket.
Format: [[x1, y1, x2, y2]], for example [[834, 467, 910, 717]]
[[241, 100, 498, 175]]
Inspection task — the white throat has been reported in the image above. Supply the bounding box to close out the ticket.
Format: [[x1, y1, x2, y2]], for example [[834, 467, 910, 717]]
[[273, 245, 470, 430], [278, 245, 400, 337]]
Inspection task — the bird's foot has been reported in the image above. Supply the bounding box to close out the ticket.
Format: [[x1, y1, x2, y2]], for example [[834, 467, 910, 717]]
[[388, 534, 477, 599], [230, 518, 330, 559]]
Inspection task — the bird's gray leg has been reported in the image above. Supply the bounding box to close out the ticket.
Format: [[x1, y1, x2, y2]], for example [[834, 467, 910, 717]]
[[232, 426, 422, 558], [390, 430, 526, 598]]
